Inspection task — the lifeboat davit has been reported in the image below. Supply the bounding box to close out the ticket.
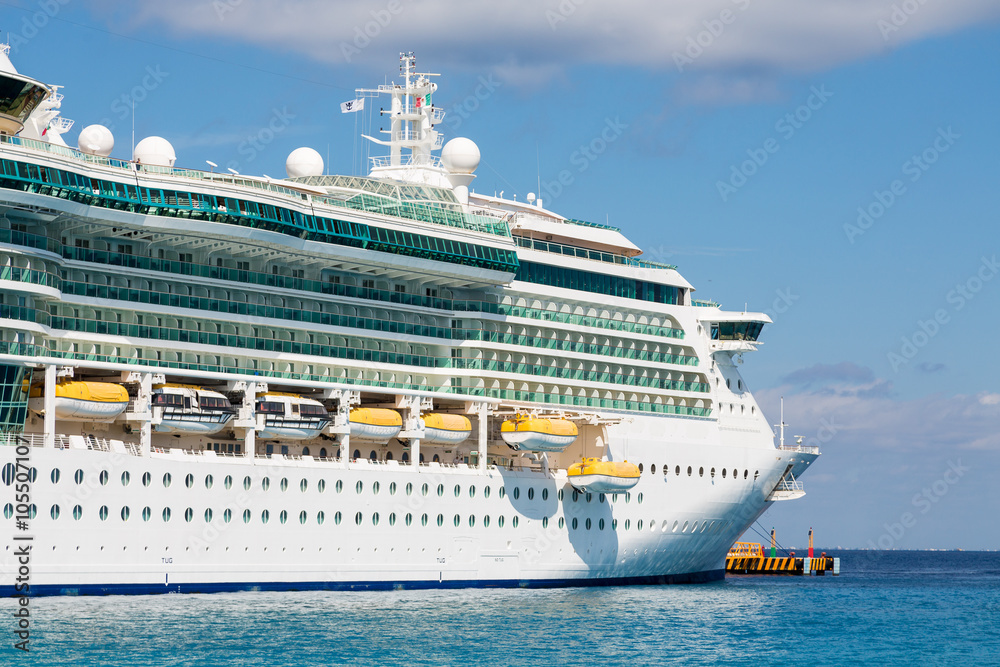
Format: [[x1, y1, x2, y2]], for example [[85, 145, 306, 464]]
[[421, 413, 472, 445], [28, 381, 129, 421], [349, 408, 402, 444], [256, 393, 330, 440], [152, 384, 235, 435], [567, 457, 640, 493], [500, 416, 578, 452]]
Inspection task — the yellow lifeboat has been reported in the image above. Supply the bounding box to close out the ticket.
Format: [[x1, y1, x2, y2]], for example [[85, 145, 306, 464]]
[[28, 381, 129, 422], [500, 416, 578, 452], [421, 413, 472, 445], [349, 407, 402, 444], [567, 457, 640, 493]]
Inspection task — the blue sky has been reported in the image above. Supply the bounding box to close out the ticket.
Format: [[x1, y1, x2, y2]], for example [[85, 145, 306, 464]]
[[4, 0, 999, 549]]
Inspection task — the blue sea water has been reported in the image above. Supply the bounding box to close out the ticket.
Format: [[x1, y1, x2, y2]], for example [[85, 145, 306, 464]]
[[2, 550, 998, 666]]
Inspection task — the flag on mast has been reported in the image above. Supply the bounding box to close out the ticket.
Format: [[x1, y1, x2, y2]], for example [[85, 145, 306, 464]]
[[340, 98, 365, 113]]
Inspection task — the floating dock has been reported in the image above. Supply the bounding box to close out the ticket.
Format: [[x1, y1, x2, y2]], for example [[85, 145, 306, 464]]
[[726, 529, 840, 576]]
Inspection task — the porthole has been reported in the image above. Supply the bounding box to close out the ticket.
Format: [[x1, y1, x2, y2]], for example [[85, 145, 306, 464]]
[[205, 509, 214, 523], [484, 486, 491, 499], [121, 471, 131, 487], [224, 509, 232, 523], [421, 483, 429, 496], [336, 480, 344, 493], [651, 464, 656, 474], [372, 512, 380, 526], [243, 476, 252, 490], [585, 518, 592, 530], [421, 513, 428, 527], [99, 470, 109, 486], [469, 486, 476, 498], [638, 463, 644, 474], [163, 473, 172, 488], [355, 511, 363, 525], [73, 505, 82, 520], [356, 481, 364, 494], [682, 521, 689, 532], [599, 518, 605, 530], [280, 478, 288, 492], [744, 470, 749, 479], [701, 522, 709, 533], [317, 511, 325, 525], [691, 521, 699, 532], [405, 513, 412, 526], [142, 507, 151, 522], [663, 465, 669, 476], [202, 474, 212, 489], [454, 484, 461, 498], [586, 493, 592, 503], [687, 466, 692, 476], [436, 514, 444, 527], [389, 482, 397, 496], [185, 473, 194, 488], [483, 515, 490, 528], [26, 504, 35, 519], [499, 487, 506, 499], [243, 509, 251, 523], [675, 466, 680, 476], [558, 517, 565, 529], [498, 516, 505, 528], [318, 479, 326, 493], [50, 504, 60, 520], [738, 379, 743, 390], [600, 494, 606, 504], [527, 488, 534, 501], [51, 469, 60, 484], [1, 464, 12, 485], [722, 469, 727, 478], [277, 510, 286, 524], [184, 508, 194, 522], [754, 470, 759, 480], [726, 378, 731, 388], [225, 475, 233, 490], [262, 477, 270, 491], [638, 493, 644, 504], [119, 506, 129, 522], [513, 487, 520, 500], [437, 484, 444, 497], [612, 518, 617, 530], [512, 516, 518, 528], [300, 479, 308, 492], [542, 488, 548, 501], [624, 519, 630, 530], [389, 513, 396, 527], [99, 506, 109, 521], [625, 493, 631, 504], [373, 481, 380, 495], [542, 517, 548, 529], [335, 511, 342, 525], [453, 514, 460, 527], [141, 472, 150, 487], [672, 520, 679, 533], [162, 508, 171, 522], [405, 482, 413, 496], [573, 490, 580, 502], [710, 468, 716, 478], [261, 510, 270, 524], [75, 469, 84, 485]]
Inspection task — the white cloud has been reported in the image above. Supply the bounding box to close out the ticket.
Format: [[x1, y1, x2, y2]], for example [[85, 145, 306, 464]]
[[93, 0, 1000, 86]]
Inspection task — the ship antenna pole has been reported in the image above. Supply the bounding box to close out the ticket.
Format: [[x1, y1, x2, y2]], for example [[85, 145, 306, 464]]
[[779, 396, 785, 448]]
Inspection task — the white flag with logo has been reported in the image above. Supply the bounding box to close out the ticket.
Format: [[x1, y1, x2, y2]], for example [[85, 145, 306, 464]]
[[340, 98, 365, 113]]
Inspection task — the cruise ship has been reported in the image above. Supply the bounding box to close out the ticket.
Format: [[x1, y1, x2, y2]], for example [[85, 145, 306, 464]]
[[0, 49, 818, 596]]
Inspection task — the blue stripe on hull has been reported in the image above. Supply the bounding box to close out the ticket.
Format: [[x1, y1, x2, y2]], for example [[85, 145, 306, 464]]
[[1, 569, 724, 597]]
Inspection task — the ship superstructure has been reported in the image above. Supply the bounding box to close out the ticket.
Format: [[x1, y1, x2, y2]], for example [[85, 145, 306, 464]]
[[0, 51, 818, 595]]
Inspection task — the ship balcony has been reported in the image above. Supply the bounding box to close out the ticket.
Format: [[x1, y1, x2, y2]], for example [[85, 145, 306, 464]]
[[765, 477, 805, 502]]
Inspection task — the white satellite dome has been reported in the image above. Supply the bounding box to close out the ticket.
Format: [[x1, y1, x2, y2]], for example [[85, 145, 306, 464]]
[[286, 147, 324, 178], [133, 136, 176, 167], [441, 137, 480, 175], [78, 125, 114, 157]]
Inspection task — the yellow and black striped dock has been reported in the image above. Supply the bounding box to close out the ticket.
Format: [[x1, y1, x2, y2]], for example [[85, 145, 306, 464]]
[[726, 541, 840, 576]]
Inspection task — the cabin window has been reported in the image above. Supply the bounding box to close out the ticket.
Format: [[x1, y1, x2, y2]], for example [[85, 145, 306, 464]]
[[142, 507, 151, 522], [73, 505, 82, 520], [369, 450, 377, 461], [353, 449, 361, 460], [256, 401, 284, 414]]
